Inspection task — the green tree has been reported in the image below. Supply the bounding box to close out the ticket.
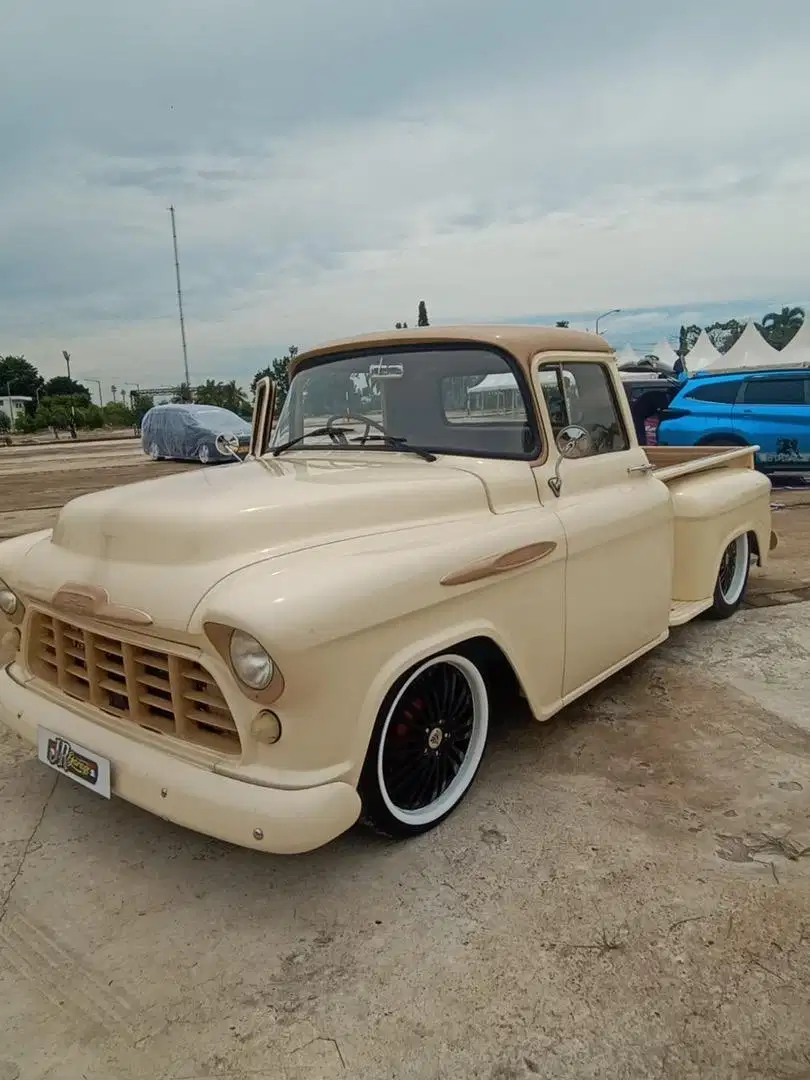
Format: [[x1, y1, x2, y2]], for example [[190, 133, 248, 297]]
[[130, 393, 154, 426], [418, 301, 429, 327], [760, 306, 804, 350], [0, 355, 44, 415], [555, 320, 570, 328], [194, 379, 250, 415], [706, 319, 745, 353], [102, 402, 134, 427], [77, 403, 105, 430], [172, 383, 193, 404], [15, 412, 39, 434], [42, 376, 91, 402], [0, 410, 10, 434], [678, 318, 746, 361], [252, 346, 297, 412]]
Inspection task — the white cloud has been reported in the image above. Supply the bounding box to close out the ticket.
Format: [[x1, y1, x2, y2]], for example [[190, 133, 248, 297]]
[[2, 0, 810, 387]]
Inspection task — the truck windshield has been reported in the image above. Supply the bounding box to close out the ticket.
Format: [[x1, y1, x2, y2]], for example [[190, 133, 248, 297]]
[[270, 345, 540, 460]]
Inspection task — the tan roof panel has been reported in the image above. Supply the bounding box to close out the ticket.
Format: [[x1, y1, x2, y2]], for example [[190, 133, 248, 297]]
[[291, 324, 613, 377]]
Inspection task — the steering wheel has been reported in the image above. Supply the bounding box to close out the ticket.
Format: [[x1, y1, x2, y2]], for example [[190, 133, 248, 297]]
[[326, 413, 387, 446], [589, 422, 616, 453]]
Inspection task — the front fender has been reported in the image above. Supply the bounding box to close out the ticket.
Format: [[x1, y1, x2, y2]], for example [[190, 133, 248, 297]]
[[189, 510, 567, 781]]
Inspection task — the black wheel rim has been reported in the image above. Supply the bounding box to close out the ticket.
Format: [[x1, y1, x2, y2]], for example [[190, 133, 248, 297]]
[[719, 542, 737, 596], [381, 663, 475, 812]]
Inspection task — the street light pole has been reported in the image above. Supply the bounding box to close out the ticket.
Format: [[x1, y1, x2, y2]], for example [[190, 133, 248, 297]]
[[62, 350, 72, 381], [595, 308, 621, 335], [78, 377, 103, 407]]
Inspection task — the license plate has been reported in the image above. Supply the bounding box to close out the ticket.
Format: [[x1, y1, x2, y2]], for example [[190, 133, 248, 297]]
[[37, 728, 111, 798]]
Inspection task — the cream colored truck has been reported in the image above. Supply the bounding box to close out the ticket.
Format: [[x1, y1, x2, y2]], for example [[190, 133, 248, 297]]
[[0, 327, 774, 853]]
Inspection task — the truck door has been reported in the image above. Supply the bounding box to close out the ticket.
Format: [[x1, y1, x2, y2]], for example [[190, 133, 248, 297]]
[[532, 357, 673, 698], [733, 373, 810, 471]]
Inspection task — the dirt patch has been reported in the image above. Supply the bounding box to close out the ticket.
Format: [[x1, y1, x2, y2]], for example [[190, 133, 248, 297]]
[[1, 461, 194, 513]]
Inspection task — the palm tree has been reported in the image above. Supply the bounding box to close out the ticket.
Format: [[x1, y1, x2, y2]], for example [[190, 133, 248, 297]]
[[760, 306, 805, 350]]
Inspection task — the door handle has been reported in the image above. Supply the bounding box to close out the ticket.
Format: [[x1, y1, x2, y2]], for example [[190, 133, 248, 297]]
[[627, 462, 655, 475]]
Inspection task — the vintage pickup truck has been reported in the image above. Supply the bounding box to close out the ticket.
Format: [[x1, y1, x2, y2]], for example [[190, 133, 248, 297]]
[[0, 326, 773, 853]]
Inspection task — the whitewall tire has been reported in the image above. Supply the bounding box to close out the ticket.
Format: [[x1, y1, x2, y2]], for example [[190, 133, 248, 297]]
[[706, 533, 750, 619], [359, 653, 490, 838]]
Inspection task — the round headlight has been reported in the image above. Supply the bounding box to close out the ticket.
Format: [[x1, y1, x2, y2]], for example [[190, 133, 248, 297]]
[[229, 629, 274, 690], [0, 588, 18, 617]]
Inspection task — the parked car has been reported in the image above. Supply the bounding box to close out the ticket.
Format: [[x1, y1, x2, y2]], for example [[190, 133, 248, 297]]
[[0, 326, 773, 854], [141, 404, 251, 464], [657, 368, 810, 472], [619, 374, 679, 446]]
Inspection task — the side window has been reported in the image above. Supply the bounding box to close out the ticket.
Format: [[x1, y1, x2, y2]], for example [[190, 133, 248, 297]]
[[742, 377, 806, 406], [537, 362, 629, 455], [686, 380, 741, 404]]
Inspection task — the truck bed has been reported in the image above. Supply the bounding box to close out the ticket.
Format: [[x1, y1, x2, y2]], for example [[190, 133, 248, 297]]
[[645, 444, 757, 483]]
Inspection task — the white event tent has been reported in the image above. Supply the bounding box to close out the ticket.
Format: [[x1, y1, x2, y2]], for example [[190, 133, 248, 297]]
[[683, 329, 722, 372], [699, 322, 780, 373], [651, 340, 677, 370], [778, 316, 810, 366], [615, 345, 641, 369]]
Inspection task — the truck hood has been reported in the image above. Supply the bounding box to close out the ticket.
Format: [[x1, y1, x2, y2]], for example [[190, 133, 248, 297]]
[[46, 454, 489, 565]]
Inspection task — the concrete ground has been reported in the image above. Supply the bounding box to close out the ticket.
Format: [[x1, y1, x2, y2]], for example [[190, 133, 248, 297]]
[[1, 445, 809, 1079]]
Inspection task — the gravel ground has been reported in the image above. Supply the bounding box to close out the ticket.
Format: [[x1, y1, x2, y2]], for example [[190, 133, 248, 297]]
[[0, 443, 809, 1080]]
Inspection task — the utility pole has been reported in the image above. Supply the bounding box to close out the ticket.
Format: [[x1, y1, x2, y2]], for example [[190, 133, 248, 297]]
[[168, 205, 190, 398]]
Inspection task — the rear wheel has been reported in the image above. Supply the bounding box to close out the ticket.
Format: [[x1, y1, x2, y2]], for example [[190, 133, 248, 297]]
[[359, 653, 489, 838], [706, 533, 750, 619]]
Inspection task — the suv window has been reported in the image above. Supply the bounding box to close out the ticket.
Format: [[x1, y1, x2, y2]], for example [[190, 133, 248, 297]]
[[537, 361, 629, 454], [742, 377, 807, 406], [686, 380, 741, 404]]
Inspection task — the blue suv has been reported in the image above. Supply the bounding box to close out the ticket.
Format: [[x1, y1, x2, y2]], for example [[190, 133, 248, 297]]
[[657, 369, 810, 472]]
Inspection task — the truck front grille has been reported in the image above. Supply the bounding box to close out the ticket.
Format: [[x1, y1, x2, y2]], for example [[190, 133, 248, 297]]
[[27, 612, 240, 755]]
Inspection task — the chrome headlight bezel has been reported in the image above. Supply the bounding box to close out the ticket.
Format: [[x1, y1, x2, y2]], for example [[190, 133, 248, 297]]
[[228, 629, 275, 691], [0, 580, 19, 619]]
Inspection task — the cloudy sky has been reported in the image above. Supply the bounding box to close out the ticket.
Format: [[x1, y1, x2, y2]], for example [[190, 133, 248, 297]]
[[2, 0, 809, 391]]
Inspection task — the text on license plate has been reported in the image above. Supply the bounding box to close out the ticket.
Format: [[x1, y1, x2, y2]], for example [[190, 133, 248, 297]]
[[37, 728, 111, 799]]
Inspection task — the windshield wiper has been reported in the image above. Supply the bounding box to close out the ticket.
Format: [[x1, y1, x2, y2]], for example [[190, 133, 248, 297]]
[[271, 426, 351, 456], [272, 427, 436, 462], [356, 435, 437, 462]]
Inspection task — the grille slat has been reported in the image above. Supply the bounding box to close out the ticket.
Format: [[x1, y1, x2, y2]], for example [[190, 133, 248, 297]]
[[28, 612, 240, 755]]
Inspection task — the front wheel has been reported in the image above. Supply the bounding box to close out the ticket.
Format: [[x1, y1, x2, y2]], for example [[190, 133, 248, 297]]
[[359, 653, 490, 838], [705, 533, 750, 619]]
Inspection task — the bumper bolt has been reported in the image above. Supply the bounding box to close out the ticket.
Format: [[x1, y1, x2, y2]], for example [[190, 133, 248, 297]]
[[253, 827, 264, 841]]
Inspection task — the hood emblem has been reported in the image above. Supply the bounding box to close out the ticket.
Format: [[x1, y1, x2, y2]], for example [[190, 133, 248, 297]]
[[52, 584, 153, 627]]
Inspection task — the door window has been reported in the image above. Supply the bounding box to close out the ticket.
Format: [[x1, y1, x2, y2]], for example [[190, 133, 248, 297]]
[[537, 362, 629, 454], [686, 380, 742, 404], [742, 377, 807, 406]]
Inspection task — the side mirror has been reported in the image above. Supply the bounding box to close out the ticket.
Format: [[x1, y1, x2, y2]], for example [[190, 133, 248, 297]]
[[549, 425, 592, 497], [215, 432, 243, 462], [250, 376, 277, 459], [556, 425, 593, 460]]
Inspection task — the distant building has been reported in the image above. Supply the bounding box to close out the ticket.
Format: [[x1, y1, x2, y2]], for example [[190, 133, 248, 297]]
[[0, 394, 32, 425]]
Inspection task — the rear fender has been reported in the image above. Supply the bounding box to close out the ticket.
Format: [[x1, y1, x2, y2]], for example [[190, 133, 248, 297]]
[[668, 468, 771, 601]]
